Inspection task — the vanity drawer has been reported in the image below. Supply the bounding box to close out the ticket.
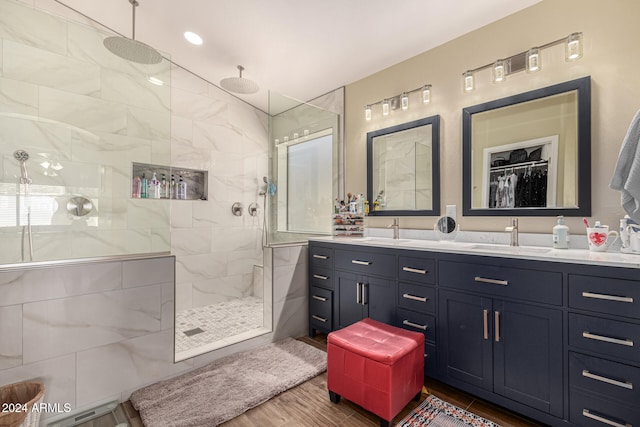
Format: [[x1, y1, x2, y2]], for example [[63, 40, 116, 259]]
[[569, 274, 640, 319], [396, 307, 436, 342], [334, 249, 395, 278], [309, 245, 334, 269], [310, 267, 333, 289], [570, 388, 640, 427], [398, 282, 436, 314], [398, 256, 435, 284], [570, 352, 640, 406], [309, 286, 332, 331], [569, 313, 640, 363], [439, 260, 562, 305]]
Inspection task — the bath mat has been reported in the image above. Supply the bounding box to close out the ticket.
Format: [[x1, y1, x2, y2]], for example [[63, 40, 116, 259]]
[[397, 395, 501, 427], [129, 337, 326, 427]]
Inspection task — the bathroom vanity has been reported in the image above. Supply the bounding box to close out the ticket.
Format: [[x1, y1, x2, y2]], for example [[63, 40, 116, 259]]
[[308, 237, 640, 427]]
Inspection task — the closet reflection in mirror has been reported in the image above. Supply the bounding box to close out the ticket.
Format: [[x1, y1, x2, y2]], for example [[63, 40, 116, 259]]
[[463, 76, 591, 216], [367, 115, 440, 216]]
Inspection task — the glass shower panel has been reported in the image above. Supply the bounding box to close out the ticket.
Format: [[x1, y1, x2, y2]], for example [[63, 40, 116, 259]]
[[0, 0, 171, 265]]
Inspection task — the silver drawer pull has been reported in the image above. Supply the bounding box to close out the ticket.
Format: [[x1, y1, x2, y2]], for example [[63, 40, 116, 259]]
[[402, 293, 428, 302], [313, 274, 328, 280], [312, 315, 327, 323], [403, 320, 427, 330], [582, 409, 632, 427], [351, 259, 372, 266], [582, 370, 633, 390], [582, 292, 633, 303], [583, 332, 634, 347], [474, 276, 509, 286], [312, 295, 327, 302], [313, 254, 328, 260], [402, 266, 427, 274]]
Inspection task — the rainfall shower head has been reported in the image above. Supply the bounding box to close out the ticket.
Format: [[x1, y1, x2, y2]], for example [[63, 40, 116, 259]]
[[103, 0, 162, 65], [220, 65, 259, 94]]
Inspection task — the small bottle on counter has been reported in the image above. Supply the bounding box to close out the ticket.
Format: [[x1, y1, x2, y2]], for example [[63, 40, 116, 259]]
[[553, 215, 569, 249]]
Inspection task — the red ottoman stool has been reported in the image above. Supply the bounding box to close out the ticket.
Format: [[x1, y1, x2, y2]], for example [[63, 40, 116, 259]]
[[327, 318, 424, 427]]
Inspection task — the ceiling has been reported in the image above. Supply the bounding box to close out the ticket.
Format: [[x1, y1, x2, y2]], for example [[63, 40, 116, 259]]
[[54, 0, 541, 113]]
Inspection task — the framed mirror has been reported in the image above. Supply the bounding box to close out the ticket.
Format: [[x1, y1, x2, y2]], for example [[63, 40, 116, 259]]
[[367, 115, 440, 216], [462, 76, 591, 216]]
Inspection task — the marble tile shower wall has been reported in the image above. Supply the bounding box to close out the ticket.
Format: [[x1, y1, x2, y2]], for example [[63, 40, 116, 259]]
[[0, 0, 171, 264], [0, 256, 190, 421], [169, 66, 268, 312]]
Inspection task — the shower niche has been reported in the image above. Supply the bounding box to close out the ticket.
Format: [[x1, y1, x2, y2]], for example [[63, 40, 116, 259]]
[[132, 162, 208, 201]]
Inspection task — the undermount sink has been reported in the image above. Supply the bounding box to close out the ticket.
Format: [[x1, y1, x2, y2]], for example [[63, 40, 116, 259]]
[[357, 237, 411, 243], [469, 244, 551, 254]]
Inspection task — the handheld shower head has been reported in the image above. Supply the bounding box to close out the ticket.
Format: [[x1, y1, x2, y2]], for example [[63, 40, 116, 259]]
[[14, 150, 31, 184]]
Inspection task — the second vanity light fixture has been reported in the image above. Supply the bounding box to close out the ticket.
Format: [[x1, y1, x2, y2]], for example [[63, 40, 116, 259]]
[[462, 32, 583, 92], [365, 84, 432, 121]]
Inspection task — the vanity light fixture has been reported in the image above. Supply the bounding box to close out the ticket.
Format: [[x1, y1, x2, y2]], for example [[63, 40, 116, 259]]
[[400, 92, 409, 110], [422, 85, 432, 104], [363, 84, 433, 120], [462, 32, 583, 92]]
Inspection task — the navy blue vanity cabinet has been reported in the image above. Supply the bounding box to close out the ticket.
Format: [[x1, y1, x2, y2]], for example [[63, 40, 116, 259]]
[[334, 247, 396, 329], [395, 254, 439, 378], [308, 243, 335, 336], [567, 269, 640, 427], [438, 256, 564, 420]]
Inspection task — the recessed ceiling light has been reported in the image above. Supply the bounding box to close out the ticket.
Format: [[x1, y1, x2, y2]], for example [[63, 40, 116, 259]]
[[184, 31, 203, 46]]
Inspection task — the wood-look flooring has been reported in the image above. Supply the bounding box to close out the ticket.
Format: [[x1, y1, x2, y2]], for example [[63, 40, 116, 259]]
[[116, 334, 544, 427]]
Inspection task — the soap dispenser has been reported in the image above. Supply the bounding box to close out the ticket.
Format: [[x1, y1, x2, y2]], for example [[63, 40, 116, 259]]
[[553, 215, 569, 249]]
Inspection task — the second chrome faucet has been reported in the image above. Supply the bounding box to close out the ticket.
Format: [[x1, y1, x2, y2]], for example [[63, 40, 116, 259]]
[[388, 217, 400, 239]]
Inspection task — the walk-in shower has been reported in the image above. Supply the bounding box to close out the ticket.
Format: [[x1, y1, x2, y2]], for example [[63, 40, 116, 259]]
[[14, 150, 33, 262]]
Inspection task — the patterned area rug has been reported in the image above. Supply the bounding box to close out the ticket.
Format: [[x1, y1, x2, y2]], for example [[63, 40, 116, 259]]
[[397, 395, 502, 427]]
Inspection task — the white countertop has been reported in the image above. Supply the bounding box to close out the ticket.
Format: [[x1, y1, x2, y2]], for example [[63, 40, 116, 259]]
[[310, 236, 640, 269]]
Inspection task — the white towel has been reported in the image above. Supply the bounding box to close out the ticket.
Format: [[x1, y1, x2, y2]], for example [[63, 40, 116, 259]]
[[610, 109, 640, 222]]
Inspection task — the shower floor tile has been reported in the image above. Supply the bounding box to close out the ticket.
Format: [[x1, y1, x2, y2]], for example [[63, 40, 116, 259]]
[[174, 296, 264, 353]]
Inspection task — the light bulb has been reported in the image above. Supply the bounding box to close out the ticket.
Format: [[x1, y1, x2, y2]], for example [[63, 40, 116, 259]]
[[422, 85, 431, 104], [492, 59, 507, 83], [401, 92, 409, 110], [565, 32, 583, 61], [382, 99, 390, 116], [365, 105, 372, 121], [526, 47, 541, 73], [463, 71, 474, 92]]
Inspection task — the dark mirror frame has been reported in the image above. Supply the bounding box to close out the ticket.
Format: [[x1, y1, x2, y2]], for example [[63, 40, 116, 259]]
[[462, 76, 591, 217], [367, 115, 441, 216]]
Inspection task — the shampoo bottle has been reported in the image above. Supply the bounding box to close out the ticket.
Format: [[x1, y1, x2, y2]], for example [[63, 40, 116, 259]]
[[553, 215, 569, 249], [160, 174, 167, 198], [141, 173, 148, 198], [149, 172, 160, 199], [132, 176, 141, 198], [177, 176, 187, 200]]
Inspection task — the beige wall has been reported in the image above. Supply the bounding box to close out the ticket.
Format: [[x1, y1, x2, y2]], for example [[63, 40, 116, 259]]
[[345, 0, 640, 234]]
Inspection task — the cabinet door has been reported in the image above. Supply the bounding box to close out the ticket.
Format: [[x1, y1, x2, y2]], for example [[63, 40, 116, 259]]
[[439, 290, 493, 390], [363, 275, 396, 325], [336, 271, 365, 328], [493, 300, 563, 417]]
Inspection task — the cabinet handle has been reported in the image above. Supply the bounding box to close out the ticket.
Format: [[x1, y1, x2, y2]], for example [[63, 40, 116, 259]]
[[402, 266, 427, 274], [483, 309, 489, 340], [312, 315, 327, 323], [313, 274, 328, 280], [583, 332, 634, 347], [351, 259, 372, 266], [582, 292, 633, 303], [582, 370, 633, 390], [475, 276, 509, 286], [403, 320, 428, 330], [312, 295, 327, 302], [356, 282, 362, 304], [582, 409, 631, 427], [494, 311, 500, 342], [403, 293, 428, 302], [313, 254, 328, 260], [362, 283, 368, 305]]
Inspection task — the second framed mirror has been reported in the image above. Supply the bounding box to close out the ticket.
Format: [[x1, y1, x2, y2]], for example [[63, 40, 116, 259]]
[[367, 115, 440, 216]]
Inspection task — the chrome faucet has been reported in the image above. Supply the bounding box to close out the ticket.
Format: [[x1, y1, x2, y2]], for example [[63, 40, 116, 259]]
[[388, 217, 400, 239], [505, 218, 519, 247]]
